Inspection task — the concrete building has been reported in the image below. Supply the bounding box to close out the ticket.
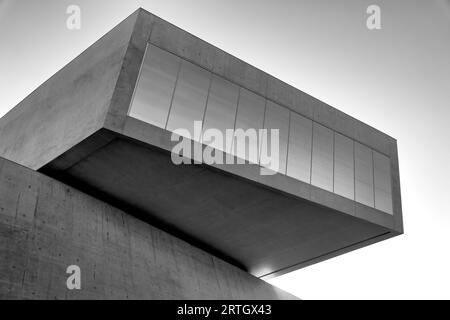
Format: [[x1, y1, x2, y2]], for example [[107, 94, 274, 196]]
[[0, 8, 403, 299]]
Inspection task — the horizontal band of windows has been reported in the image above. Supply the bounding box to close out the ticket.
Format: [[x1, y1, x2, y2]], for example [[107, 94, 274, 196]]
[[129, 43, 394, 215]]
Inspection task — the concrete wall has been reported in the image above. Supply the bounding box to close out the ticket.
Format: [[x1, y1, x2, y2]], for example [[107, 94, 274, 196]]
[[0, 157, 296, 299], [0, 11, 140, 170]]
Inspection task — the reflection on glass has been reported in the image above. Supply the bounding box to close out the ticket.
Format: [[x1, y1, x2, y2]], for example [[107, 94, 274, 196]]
[[334, 133, 354, 200], [166, 60, 211, 141], [202, 75, 239, 151], [311, 123, 334, 191], [287, 113, 313, 183], [373, 151, 393, 214], [355, 142, 374, 207], [263, 101, 290, 174], [129, 44, 180, 128], [233, 89, 266, 163]]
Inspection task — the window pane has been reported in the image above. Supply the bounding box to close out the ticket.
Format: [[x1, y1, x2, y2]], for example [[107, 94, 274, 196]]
[[334, 133, 354, 200], [233, 89, 266, 163], [287, 113, 312, 183], [373, 151, 393, 214], [262, 101, 289, 174], [202, 75, 239, 151], [166, 60, 211, 141], [129, 44, 180, 128], [311, 123, 334, 191], [355, 143, 374, 207]]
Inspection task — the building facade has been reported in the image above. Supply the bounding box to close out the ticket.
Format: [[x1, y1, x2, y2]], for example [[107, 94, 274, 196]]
[[0, 8, 402, 299]]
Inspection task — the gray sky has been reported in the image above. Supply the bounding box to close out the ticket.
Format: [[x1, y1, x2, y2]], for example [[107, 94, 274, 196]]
[[1, 0, 449, 299]]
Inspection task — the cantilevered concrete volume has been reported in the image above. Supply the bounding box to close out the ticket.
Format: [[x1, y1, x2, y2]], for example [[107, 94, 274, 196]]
[[0, 8, 403, 299]]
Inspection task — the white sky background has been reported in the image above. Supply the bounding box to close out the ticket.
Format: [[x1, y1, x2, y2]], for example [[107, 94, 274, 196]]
[[0, 0, 449, 299]]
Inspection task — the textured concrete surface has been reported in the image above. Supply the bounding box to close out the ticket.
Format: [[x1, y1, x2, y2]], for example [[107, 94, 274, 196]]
[[0, 11, 139, 170], [0, 157, 297, 299]]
